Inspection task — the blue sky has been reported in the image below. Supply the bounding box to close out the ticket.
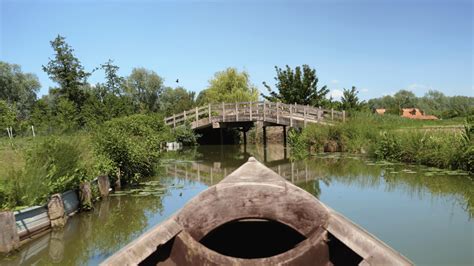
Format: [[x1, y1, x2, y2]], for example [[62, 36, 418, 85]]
[[1, 0, 472, 100]]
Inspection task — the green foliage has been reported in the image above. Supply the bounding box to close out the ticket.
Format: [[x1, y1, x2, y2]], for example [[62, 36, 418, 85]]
[[54, 98, 80, 133], [293, 112, 474, 172], [126, 67, 165, 112], [369, 89, 474, 118], [263, 65, 329, 106], [173, 123, 200, 146], [0, 136, 89, 208], [0, 100, 16, 130], [197, 67, 258, 104], [160, 87, 195, 116], [101, 59, 126, 95], [341, 86, 364, 111], [93, 114, 171, 184], [26, 136, 87, 194], [42, 35, 90, 108], [0, 61, 40, 119]]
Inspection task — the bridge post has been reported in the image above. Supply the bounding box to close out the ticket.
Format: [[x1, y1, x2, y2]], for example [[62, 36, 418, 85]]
[[277, 102, 280, 124], [304, 105, 307, 127], [208, 104, 211, 123], [222, 102, 225, 122], [263, 126, 267, 146], [263, 101, 266, 121], [290, 105, 293, 127], [331, 108, 334, 120], [317, 107, 321, 121], [343, 110, 346, 122], [249, 103, 252, 121], [184, 110, 187, 121], [235, 102, 238, 121], [283, 126, 287, 148], [173, 114, 176, 128]]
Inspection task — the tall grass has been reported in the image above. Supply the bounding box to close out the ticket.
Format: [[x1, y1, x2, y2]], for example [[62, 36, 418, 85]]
[[0, 134, 95, 209], [290, 113, 473, 173]]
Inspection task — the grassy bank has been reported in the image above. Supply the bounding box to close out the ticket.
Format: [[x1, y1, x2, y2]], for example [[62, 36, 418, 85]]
[[289, 113, 473, 173], [0, 114, 196, 210], [0, 134, 96, 209]]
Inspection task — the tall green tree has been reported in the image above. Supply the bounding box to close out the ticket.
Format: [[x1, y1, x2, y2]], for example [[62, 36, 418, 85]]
[[126, 68, 164, 112], [393, 90, 417, 109], [160, 87, 195, 115], [262, 65, 329, 106], [341, 86, 364, 111], [101, 59, 126, 96], [0, 61, 40, 119], [42, 35, 90, 108], [197, 67, 258, 104]]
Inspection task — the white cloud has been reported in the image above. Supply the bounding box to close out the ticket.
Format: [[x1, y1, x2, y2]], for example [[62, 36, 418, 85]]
[[328, 89, 344, 100], [407, 83, 432, 91], [330, 79, 339, 84], [361, 88, 369, 92]]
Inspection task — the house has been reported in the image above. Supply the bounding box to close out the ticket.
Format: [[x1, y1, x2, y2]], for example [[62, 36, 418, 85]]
[[401, 108, 438, 120], [375, 108, 386, 115]]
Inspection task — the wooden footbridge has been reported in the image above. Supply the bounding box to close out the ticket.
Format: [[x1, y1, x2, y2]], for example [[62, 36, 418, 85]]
[[164, 101, 345, 130]]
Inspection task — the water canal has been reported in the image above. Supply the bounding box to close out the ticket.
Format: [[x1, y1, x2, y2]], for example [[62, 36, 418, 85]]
[[1, 144, 473, 265]]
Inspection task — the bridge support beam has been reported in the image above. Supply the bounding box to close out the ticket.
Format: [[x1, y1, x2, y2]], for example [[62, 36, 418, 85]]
[[220, 128, 223, 145], [263, 126, 267, 147], [283, 126, 287, 148]]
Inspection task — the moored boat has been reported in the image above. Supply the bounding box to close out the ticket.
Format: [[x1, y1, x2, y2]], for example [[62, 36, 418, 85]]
[[102, 157, 412, 265]]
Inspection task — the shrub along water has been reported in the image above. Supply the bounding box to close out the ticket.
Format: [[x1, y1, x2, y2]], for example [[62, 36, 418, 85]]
[[0, 135, 93, 209], [289, 113, 473, 173], [93, 114, 173, 185]]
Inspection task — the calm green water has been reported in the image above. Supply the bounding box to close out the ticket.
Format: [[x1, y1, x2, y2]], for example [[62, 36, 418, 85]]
[[1, 144, 473, 265]]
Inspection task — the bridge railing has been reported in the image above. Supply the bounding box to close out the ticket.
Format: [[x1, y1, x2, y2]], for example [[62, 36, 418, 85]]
[[164, 101, 345, 128]]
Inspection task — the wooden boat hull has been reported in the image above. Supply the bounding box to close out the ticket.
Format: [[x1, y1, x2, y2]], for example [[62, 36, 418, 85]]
[[102, 157, 412, 265]]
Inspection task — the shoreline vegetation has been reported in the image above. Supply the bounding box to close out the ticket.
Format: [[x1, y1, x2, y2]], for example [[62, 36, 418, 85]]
[[288, 112, 473, 174]]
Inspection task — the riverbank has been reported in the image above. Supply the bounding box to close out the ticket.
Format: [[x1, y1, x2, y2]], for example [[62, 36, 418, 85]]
[[289, 113, 473, 173], [0, 114, 190, 210]]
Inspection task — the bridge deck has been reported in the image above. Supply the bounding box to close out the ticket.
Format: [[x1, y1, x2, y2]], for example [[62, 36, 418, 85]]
[[165, 101, 345, 129]]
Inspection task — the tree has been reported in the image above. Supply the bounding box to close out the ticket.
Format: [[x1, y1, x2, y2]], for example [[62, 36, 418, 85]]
[[0, 100, 16, 130], [0, 61, 40, 119], [262, 65, 329, 106], [197, 67, 258, 104], [42, 35, 90, 108], [126, 68, 165, 112], [341, 86, 364, 111], [101, 59, 126, 96], [160, 87, 195, 115], [393, 90, 416, 109]]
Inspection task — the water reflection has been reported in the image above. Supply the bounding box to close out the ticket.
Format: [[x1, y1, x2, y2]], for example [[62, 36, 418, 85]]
[[166, 144, 473, 219]]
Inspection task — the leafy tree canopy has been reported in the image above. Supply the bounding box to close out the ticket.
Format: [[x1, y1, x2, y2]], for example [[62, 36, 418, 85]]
[[262, 64, 329, 106], [197, 67, 258, 104], [0, 61, 40, 118], [126, 67, 165, 112], [341, 86, 365, 111], [160, 87, 195, 115], [42, 35, 90, 108]]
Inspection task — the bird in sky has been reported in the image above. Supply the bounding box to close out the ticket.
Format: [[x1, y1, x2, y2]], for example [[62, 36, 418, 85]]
[[176, 79, 179, 83]]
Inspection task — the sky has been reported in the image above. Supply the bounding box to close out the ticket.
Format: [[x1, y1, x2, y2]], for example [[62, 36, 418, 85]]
[[1, 0, 472, 100]]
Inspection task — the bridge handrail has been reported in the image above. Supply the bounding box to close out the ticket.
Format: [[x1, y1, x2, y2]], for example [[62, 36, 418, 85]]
[[164, 101, 345, 128]]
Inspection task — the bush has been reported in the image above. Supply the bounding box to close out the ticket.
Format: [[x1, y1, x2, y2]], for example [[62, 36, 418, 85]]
[[0, 136, 88, 208], [93, 114, 171, 184], [173, 122, 199, 146]]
